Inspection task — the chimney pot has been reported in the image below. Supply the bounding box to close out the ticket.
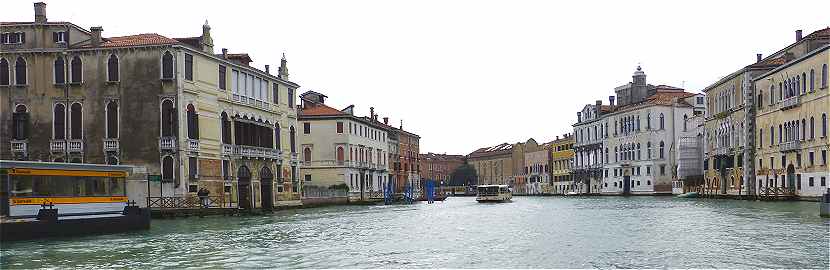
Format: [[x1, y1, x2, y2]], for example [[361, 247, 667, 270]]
[[756, 53, 763, 63], [90, 26, 103, 47], [383, 117, 389, 125], [796, 30, 803, 41], [221, 48, 228, 58], [34, 2, 47, 23], [265, 65, 270, 74]]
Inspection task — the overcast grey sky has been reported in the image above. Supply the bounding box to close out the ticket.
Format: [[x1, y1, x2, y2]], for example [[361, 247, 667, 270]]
[[7, 0, 829, 155]]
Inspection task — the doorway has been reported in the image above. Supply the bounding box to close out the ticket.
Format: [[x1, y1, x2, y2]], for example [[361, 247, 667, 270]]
[[260, 167, 274, 210], [238, 166, 252, 209]]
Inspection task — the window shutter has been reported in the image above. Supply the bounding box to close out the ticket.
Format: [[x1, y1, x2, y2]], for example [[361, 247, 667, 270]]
[[20, 32, 25, 43], [53, 32, 58, 42]]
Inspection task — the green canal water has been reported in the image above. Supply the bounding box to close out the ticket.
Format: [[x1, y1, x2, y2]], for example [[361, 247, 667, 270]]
[[1, 196, 828, 269]]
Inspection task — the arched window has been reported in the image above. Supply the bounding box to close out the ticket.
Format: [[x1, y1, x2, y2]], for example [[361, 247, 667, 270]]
[[160, 99, 176, 137], [637, 143, 641, 160], [186, 104, 199, 139], [107, 54, 119, 82], [54, 57, 65, 84], [14, 57, 26, 85], [659, 113, 665, 130], [0, 58, 8, 85], [823, 114, 828, 138], [659, 141, 665, 159], [802, 72, 807, 94], [162, 155, 175, 181], [757, 90, 763, 109], [70, 103, 83, 139], [162, 51, 174, 79], [823, 64, 828, 88], [70, 56, 82, 83], [802, 119, 806, 141], [810, 117, 815, 139], [646, 114, 651, 129], [106, 101, 118, 138], [107, 156, 119, 165], [53, 103, 65, 139], [12, 105, 28, 140], [647, 142, 652, 159], [337, 147, 345, 164], [614, 147, 618, 162], [289, 126, 296, 153], [683, 114, 688, 131], [221, 112, 231, 144], [810, 69, 815, 91], [303, 147, 312, 162]]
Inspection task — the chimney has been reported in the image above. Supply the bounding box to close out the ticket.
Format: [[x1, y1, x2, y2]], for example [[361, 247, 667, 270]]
[[90, 27, 103, 47], [265, 65, 270, 74], [609, 96, 616, 108], [556, 136, 560, 140], [796, 30, 803, 41], [383, 117, 389, 125], [595, 100, 602, 117], [222, 48, 228, 59], [34, 2, 47, 23], [370, 107, 375, 120], [577, 112, 582, 122], [756, 54, 762, 63]]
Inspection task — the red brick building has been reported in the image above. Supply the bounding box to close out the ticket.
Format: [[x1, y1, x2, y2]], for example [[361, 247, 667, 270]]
[[419, 153, 465, 185]]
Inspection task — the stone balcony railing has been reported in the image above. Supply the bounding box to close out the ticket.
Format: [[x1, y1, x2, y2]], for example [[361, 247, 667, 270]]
[[103, 138, 119, 152], [50, 140, 66, 152], [233, 145, 281, 159], [713, 146, 732, 156], [781, 95, 800, 110], [222, 144, 234, 156], [10, 140, 27, 154], [187, 139, 200, 152], [67, 139, 84, 153], [159, 136, 176, 151], [779, 140, 801, 152]]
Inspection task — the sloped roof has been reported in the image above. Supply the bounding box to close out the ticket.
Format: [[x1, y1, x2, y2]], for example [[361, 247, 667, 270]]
[[300, 104, 347, 117], [95, 33, 180, 48]]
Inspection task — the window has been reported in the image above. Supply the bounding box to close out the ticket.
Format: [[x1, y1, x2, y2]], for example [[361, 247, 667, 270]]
[[759, 128, 763, 148], [696, 96, 703, 104], [15, 57, 26, 85], [221, 112, 232, 144], [0, 58, 8, 85], [822, 150, 827, 165], [275, 124, 281, 149], [809, 177, 814, 187], [305, 174, 311, 182], [822, 177, 827, 187], [659, 113, 665, 130], [162, 51, 174, 79], [337, 122, 344, 133], [823, 114, 827, 138], [53, 103, 65, 139], [810, 152, 815, 167], [184, 53, 193, 81], [290, 126, 296, 153], [659, 141, 665, 159], [810, 69, 815, 91], [337, 147, 345, 164], [70, 56, 82, 83], [1, 32, 25, 44], [53, 31, 66, 43], [823, 64, 828, 88], [162, 156, 175, 181], [12, 105, 28, 140], [802, 72, 807, 94], [660, 165, 666, 176], [189, 157, 198, 180], [186, 104, 199, 140], [303, 122, 311, 134], [54, 57, 65, 84], [160, 99, 176, 137], [288, 88, 295, 108], [218, 65, 227, 90], [272, 83, 279, 104], [70, 103, 82, 139], [303, 147, 311, 162], [106, 101, 118, 138]]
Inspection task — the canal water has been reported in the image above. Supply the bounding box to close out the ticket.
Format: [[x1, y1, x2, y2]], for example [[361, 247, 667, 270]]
[[1, 196, 828, 269]]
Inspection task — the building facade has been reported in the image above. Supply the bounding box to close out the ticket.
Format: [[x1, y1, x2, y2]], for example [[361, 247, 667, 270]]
[[297, 91, 390, 200], [391, 126, 420, 194], [754, 44, 830, 198], [550, 134, 574, 194], [1, 3, 301, 209], [467, 143, 513, 185], [523, 143, 550, 195], [419, 152, 464, 186], [572, 100, 610, 194]]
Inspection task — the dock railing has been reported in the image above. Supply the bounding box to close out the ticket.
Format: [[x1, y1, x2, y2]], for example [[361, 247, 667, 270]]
[[147, 196, 236, 209]]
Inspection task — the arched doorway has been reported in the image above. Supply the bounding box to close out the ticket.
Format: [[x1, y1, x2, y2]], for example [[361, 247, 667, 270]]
[[260, 166, 273, 210], [786, 164, 795, 193], [238, 166, 252, 209]]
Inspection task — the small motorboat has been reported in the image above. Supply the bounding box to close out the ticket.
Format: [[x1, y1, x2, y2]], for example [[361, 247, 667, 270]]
[[565, 191, 578, 196], [676, 192, 699, 198]]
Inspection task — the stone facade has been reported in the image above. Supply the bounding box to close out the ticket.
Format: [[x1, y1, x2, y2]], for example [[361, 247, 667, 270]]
[[550, 134, 574, 194], [419, 152, 464, 185], [467, 143, 513, 185], [1, 3, 301, 209]]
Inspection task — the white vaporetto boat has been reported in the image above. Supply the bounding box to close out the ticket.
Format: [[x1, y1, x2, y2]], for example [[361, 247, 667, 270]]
[[476, 185, 512, 202]]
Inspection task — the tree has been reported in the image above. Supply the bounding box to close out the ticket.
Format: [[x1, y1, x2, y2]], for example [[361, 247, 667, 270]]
[[450, 162, 477, 186]]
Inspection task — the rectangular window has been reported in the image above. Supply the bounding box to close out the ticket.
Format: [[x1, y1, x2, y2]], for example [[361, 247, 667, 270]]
[[646, 166, 651, 175], [288, 88, 295, 108], [189, 157, 198, 180], [822, 177, 827, 187], [278, 83, 280, 104], [823, 150, 827, 165], [221, 160, 230, 180], [303, 122, 310, 134], [337, 122, 344, 133], [305, 174, 311, 182], [809, 177, 814, 187], [660, 165, 666, 176], [218, 65, 226, 90], [231, 70, 239, 94], [53, 31, 66, 43], [184, 54, 193, 81], [809, 152, 814, 167]]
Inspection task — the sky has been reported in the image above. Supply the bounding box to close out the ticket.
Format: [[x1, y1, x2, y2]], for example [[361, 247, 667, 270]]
[[6, 0, 829, 155]]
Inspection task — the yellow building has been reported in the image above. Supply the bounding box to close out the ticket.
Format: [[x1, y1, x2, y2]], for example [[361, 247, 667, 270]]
[[549, 134, 574, 194], [754, 44, 829, 198]]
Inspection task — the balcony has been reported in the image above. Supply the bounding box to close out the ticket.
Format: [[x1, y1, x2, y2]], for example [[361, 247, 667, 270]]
[[10, 140, 26, 154], [291, 152, 299, 161], [187, 139, 200, 152], [103, 138, 119, 152], [68, 140, 83, 153], [222, 144, 234, 156], [713, 147, 732, 156], [50, 140, 66, 152], [234, 145, 281, 159], [779, 140, 801, 152], [781, 95, 800, 110], [159, 136, 176, 151]]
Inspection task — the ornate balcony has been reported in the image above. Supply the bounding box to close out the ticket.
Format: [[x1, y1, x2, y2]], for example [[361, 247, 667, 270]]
[[187, 139, 200, 152], [103, 138, 119, 152], [779, 140, 801, 152], [234, 145, 281, 159], [10, 140, 27, 154], [159, 136, 176, 151], [67, 140, 83, 153], [50, 140, 66, 152], [781, 95, 800, 110], [222, 144, 234, 156], [713, 147, 732, 156]]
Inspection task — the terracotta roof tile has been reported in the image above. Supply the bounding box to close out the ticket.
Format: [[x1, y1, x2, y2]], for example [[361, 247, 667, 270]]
[[94, 33, 180, 48], [300, 104, 347, 117]]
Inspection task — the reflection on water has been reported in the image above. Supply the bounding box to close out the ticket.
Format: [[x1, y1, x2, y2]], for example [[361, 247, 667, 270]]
[[1, 197, 828, 268]]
